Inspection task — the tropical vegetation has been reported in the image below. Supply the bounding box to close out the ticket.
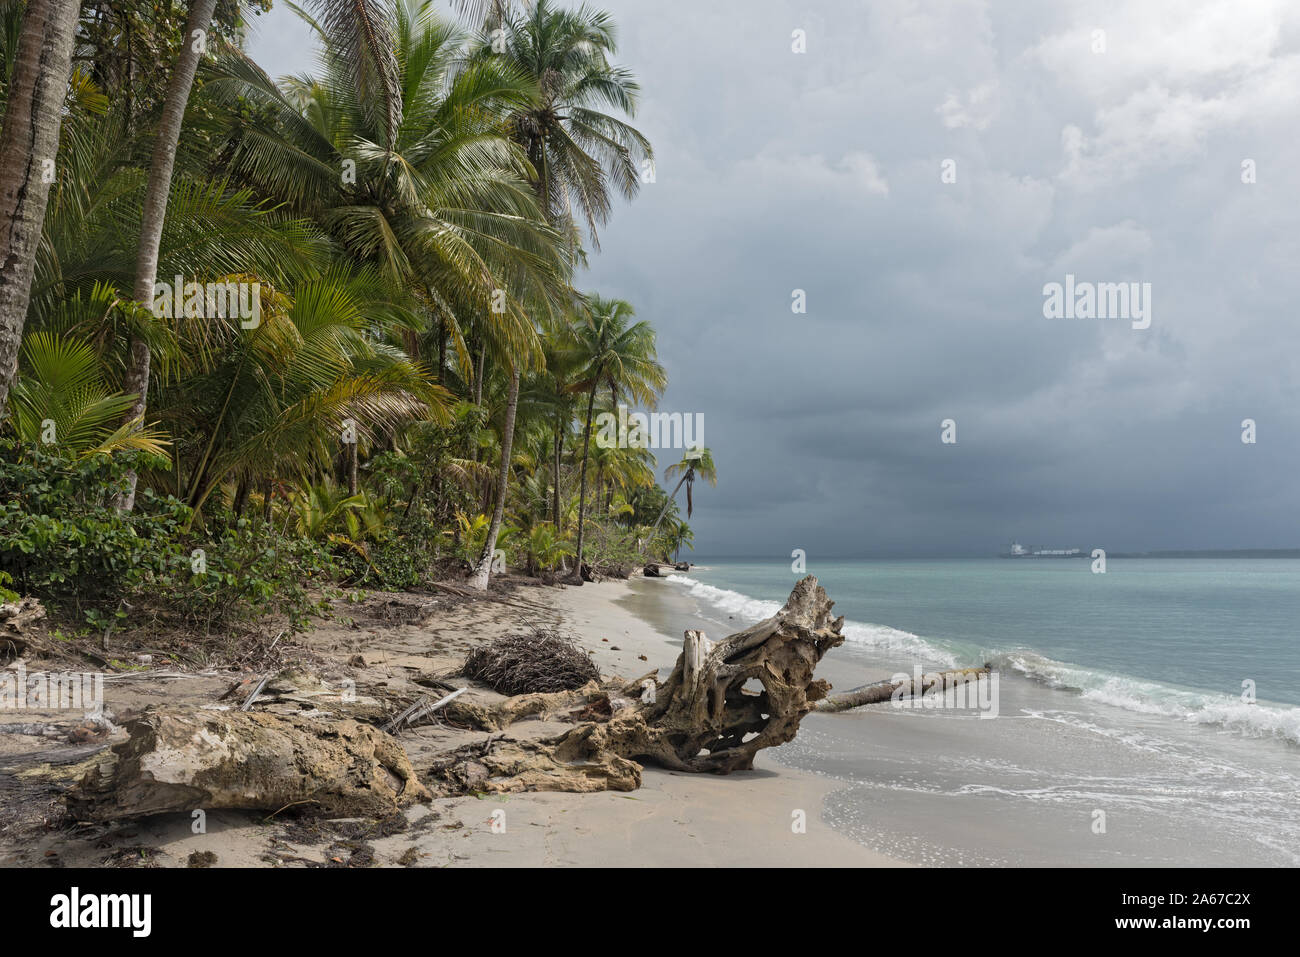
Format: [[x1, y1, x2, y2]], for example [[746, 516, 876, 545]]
[[0, 0, 713, 637]]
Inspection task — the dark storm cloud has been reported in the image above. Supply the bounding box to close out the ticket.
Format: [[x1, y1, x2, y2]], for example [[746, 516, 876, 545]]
[[249, 1, 1300, 557]]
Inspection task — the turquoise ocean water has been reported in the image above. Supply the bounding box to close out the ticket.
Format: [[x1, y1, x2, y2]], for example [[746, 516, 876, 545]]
[[655, 558, 1300, 864], [670, 558, 1300, 744]]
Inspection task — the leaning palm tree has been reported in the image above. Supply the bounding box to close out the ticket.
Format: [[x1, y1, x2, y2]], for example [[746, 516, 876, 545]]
[[462, 0, 651, 586], [648, 446, 717, 546], [569, 295, 664, 575]]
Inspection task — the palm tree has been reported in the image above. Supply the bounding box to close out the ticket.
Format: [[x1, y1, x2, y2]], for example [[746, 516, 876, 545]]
[[0, 0, 82, 413], [648, 446, 717, 546], [484, 0, 652, 250], [664, 518, 693, 563], [461, 0, 652, 588], [204, 0, 570, 589], [533, 320, 583, 530], [569, 295, 664, 576], [118, 0, 220, 510]]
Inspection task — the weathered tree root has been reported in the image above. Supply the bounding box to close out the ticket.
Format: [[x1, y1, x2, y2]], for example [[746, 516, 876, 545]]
[[429, 576, 845, 791], [425, 723, 644, 794], [66, 710, 431, 821]]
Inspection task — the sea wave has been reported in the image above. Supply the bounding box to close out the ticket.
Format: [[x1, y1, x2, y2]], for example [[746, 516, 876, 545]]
[[990, 650, 1300, 748], [665, 575, 957, 666], [663, 575, 1300, 748]]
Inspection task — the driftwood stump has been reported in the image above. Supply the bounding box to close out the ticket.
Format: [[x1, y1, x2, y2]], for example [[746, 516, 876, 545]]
[[427, 576, 845, 791]]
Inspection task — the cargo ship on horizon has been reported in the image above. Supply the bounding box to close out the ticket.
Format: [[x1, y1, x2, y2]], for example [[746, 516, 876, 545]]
[[1000, 542, 1089, 558]]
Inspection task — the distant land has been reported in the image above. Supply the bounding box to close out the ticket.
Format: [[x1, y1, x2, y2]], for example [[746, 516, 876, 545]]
[[1105, 549, 1300, 559]]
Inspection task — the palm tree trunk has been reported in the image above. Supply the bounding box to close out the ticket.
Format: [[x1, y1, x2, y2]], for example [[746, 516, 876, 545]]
[[233, 475, 249, 517], [571, 381, 600, 579], [348, 437, 358, 495], [468, 366, 519, 590], [552, 418, 563, 530], [473, 344, 485, 407], [647, 470, 690, 545], [0, 0, 82, 414], [118, 0, 218, 511], [436, 314, 446, 383]]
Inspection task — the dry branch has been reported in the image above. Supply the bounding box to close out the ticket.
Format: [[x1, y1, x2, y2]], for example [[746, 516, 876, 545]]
[[459, 628, 599, 695], [814, 667, 991, 713]]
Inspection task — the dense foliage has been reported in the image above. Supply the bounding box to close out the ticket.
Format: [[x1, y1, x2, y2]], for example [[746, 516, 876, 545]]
[[0, 0, 713, 635]]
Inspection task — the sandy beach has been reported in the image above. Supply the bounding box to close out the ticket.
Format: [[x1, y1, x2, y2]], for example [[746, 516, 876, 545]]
[[0, 575, 900, 868]]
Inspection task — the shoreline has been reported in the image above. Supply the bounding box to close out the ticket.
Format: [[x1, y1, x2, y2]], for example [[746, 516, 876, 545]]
[[0, 575, 903, 868], [538, 576, 904, 867], [656, 567, 1300, 867]]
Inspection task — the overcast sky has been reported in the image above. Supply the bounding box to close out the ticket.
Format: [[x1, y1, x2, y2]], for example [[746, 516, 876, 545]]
[[247, 1, 1300, 558]]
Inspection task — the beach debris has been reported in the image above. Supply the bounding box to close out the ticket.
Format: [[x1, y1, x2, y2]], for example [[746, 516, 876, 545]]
[[459, 628, 599, 695], [426, 576, 845, 793], [814, 667, 991, 713], [0, 597, 46, 659], [642, 563, 661, 577], [239, 672, 273, 712], [383, 687, 467, 733], [441, 681, 603, 732], [65, 709, 430, 822], [426, 721, 643, 794]]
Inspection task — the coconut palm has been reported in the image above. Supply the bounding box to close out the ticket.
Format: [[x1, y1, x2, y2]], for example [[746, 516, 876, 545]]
[[482, 0, 652, 250], [663, 518, 693, 563], [202, 0, 573, 588], [648, 445, 716, 545], [569, 295, 664, 575], [118, 0, 220, 510], [461, 0, 652, 587]]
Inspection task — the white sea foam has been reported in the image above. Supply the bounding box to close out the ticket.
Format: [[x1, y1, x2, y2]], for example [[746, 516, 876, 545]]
[[663, 576, 1300, 748], [665, 575, 957, 666], [991, 650, 1300, 747]]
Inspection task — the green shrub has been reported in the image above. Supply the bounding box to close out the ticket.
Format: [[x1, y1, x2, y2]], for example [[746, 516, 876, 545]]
[[0, 441, 335, 632]]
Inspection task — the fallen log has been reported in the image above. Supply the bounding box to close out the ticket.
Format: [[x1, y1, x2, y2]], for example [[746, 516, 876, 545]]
[[66, 710, 430, 821], [814, 667, 991, 713], [428, 576, 845, 791]]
